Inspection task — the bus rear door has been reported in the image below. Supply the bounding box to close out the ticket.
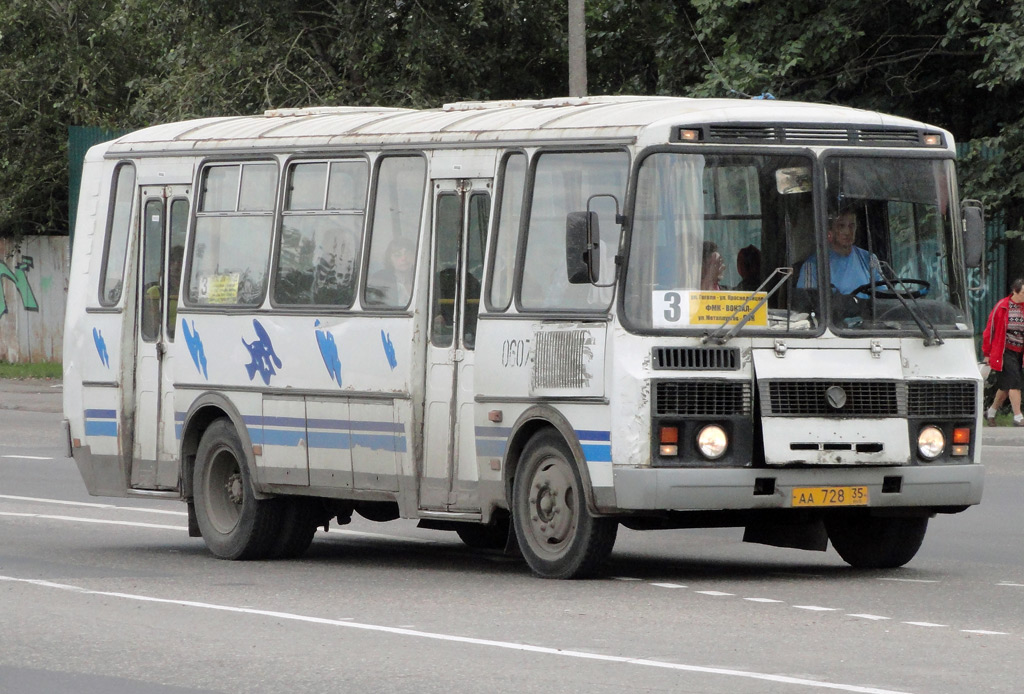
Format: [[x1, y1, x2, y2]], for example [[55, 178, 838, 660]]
[[130, 185, 189, 491]]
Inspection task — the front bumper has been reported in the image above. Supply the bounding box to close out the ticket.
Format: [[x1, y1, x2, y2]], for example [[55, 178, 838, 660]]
[[613, 463, 983, 512]]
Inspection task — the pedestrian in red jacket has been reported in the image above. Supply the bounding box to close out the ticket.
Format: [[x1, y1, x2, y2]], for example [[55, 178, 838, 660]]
[[982, 278, 1024, 425]]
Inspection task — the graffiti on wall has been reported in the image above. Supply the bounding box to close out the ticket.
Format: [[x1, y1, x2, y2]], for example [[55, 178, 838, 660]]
[[0, 255, 38, 318]]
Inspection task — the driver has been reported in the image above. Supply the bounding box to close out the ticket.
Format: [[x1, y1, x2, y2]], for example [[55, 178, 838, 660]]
[[797, 207, 880, 294]]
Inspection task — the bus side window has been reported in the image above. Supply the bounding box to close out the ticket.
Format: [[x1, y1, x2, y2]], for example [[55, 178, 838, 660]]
[[520, 151, 627, 311], [463, 191, 489, 348], [487, 153, 526, 311], [140, 199, 164, 341], [166, 198, 188, 339], [274, 159, 368, 308], [187, 162, 276, 307], [363, 156, 426, 309], [98, 163, 136, 306]]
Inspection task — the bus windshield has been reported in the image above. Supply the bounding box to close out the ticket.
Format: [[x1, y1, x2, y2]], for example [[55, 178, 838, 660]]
[[623, 152, 970, 336], [624, 152, 819, 332], [819, 155, 969, 335]]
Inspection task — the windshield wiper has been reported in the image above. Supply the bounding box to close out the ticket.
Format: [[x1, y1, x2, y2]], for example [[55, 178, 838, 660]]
[[872, 259, 944, 346], [702, 267, 794, 345]]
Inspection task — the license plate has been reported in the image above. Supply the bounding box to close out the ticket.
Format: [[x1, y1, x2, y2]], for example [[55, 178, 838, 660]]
[[791, 486, 869, 507]]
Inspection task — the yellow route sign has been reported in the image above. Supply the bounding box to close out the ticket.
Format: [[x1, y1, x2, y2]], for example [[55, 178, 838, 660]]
[[652, 290, 767, 328]]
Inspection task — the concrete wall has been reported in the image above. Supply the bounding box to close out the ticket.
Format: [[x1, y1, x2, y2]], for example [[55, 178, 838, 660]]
[[0, 236, 69, 363]]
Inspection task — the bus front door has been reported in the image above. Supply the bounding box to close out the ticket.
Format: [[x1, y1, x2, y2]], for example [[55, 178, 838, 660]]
[[129, 186, 189, 491], [420, 179, 491, 511]]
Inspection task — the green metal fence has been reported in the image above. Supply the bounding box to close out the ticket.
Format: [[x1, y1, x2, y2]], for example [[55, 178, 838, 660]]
[[67, 126, 129, 246], [957, 143, 1008, 353]]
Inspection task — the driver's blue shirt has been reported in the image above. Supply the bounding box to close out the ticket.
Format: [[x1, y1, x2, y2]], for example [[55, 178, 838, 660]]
[[797, 246, 880, 294]]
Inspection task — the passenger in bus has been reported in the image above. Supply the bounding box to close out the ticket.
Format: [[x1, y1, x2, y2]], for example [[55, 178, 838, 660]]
[[982, 278, 1024, 427], [367, 236, 415, 306], [700, 241, 725, 290], [736, 245, 761, 292], [796, 206, 880, 294]]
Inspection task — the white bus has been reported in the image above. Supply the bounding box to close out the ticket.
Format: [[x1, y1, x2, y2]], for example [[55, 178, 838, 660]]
[[63, 96, 986, 578]]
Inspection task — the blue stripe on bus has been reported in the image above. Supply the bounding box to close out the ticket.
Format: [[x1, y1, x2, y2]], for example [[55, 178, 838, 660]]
[[475, 438, 507, 457], [84, 409, 116, 419], [581, 443, 612, 462], [261, 428, 308, 446], [249, 423, 407, 454], [85, 421, 118, 437], [474, 426, 514, 438], [576, 429, 611, 442]]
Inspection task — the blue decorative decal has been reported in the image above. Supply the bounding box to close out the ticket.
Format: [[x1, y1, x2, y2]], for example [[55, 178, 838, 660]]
[[243, 319, 282, 385], [381, 330, 397, 370], [315, 320, 342, 387], [182, 319, 208, 379], [92, 328, 109, 368], [84, 409, 117, 437]]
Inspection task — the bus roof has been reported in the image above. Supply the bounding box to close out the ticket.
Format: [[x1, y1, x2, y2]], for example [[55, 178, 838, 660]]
[[104, 96, 952, 155]]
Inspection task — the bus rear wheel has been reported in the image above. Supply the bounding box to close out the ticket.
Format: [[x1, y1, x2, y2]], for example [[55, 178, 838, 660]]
[[269, 498, 319, 559], [193, 419, 281, 560], [512, 431, 617, 579], [825, 513, 929, 569]]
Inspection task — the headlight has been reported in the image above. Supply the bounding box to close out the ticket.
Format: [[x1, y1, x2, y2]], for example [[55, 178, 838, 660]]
[[697, 424, 728, 459], [917, 426, 945, 460]]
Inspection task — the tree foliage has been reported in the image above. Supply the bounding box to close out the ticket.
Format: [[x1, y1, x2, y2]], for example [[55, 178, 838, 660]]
[[0, 0, 1021, 239]]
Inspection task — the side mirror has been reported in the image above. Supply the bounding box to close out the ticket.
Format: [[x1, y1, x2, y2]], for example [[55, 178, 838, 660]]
[[566, 211, 599, 284], [962, 199, 985, 269]]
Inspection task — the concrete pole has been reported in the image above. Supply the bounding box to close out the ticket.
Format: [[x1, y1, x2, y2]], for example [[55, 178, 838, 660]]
[[568, 0, 587, 97]]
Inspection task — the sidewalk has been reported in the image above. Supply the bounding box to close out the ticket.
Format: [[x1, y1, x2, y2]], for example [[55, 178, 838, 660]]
[[0, 378, 63, 414]]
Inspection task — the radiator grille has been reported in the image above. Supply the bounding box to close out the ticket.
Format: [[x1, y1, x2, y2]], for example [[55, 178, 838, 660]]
[[765, 381, 901, 417], [655, 380, 751, 416], [908, 381, 977, 418], [652, 346, 740, 371]]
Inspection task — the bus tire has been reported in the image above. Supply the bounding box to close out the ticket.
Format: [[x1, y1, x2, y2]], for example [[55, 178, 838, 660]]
[[193, 419, 281, 560], [512, 431, 617, 579], [825, 513, 929, 569], [269, 498, 318, 559]]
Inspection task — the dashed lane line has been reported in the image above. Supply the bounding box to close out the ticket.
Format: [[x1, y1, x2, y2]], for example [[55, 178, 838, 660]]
[[0, 574, 917, 694], [628, 578, 1011, 637]]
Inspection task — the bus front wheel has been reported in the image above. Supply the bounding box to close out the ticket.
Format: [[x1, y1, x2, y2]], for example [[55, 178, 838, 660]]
[[512, 431, 617, 579], [825, 513, 929, 569], [193, 419, 281, 560]]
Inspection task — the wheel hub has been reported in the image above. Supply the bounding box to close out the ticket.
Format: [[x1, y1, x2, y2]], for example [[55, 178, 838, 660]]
[[529, 461, 575, 546], [226, 473, 244, 506]]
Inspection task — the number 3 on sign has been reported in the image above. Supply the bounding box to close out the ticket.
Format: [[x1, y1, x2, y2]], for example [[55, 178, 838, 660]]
[[652, 290, 690, 328]]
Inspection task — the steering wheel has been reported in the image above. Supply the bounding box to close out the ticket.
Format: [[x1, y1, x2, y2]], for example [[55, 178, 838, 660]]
[[850, 278, 930, 300]]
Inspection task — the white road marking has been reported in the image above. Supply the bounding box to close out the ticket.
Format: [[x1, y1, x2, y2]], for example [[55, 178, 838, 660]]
[[0, 574, 915, 694], [997, 582, 1024, 587], [0, 511, 182, 532], [0, 505, 438, 544], [961, 630, 1008, 635], [0, 511, 183, 531], [693, 590, 733, 596], [0, 494, 186, 516], [846, 614, 890, 621], [650, 582, 687, 589], [744, 598, 784, 603], [902, 622, 947, 628], [795, 606, 840, 612], [1, 455, 53, 460], [877, 578, 939, 584]]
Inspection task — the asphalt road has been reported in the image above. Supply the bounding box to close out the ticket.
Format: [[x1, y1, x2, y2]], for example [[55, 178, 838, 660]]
[[2, 379, 1022, 694]]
